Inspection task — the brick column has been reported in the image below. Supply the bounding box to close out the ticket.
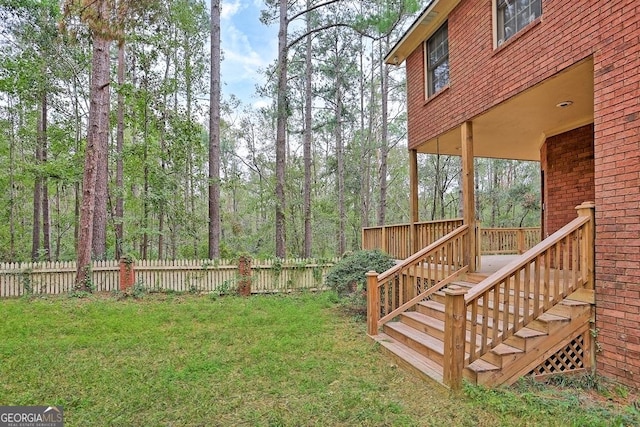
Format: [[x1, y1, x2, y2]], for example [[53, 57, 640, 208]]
[[238, 256, 252, 296], [119, 258, 135, 291]]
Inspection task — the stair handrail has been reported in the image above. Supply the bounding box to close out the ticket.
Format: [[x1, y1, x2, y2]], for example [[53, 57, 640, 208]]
[[379, 224, 468, 282], [367, 224, 469, 335], [465, 216, 589, 302], [463, 202, 595, 364]]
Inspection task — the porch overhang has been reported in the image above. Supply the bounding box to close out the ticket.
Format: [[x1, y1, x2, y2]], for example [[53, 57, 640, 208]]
[[415, 58, 594, 161]]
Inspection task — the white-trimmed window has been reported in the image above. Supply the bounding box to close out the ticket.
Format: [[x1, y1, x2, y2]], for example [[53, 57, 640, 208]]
[[497, 0, 542, 45], [426, 21, 449, 97]]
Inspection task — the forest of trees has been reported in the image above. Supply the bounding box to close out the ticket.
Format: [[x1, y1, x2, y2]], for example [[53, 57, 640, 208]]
[[0, 0, 541, 267]]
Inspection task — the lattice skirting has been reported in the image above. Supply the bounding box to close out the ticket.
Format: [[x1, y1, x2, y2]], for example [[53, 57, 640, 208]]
[[529, 332, 589, 377]]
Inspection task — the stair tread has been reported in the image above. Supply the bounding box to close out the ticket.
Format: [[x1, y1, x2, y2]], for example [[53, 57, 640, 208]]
[[401, 311, 489, 347], [514, 327, 548, 338], [402, 311, 442, 326], [450, 281, 476, 288], [559, 298, 590, 307], [467, 358, 500, 373], [492, 343, 523, 356], [385, 322, 445, 354], [419, 300, 504, 330], [537, 312, 570, 322], [566, 288, 595, 304], [419, 300, 445, 310], [430, 293, 587, 325], [373, 333, 444, 383], [464, 273, 488, 282]]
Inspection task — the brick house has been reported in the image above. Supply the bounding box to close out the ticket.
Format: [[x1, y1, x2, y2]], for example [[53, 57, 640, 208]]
[[364, 0, 639, 388]]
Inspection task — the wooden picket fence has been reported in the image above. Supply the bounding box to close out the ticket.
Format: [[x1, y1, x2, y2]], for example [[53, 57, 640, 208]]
[[0, 258, 338, 297]]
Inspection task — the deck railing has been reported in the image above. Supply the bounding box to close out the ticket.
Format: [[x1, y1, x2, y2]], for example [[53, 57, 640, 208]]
[[480, 227, 541, 254], [448, 202, 595, 387], [363, 219, 538, 259], [362, 219, 464, 259], [366, 225, 469, 335]]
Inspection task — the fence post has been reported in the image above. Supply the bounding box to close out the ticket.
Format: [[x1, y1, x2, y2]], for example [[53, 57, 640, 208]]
[[362, 228, 367, 250], [381, 226, 388, 255], [119, 257, 135, 291], [576, 201, 595, 290], [238, 256, 252, 296], [443, 285, 468, 390], [367, 271, 379, 336]]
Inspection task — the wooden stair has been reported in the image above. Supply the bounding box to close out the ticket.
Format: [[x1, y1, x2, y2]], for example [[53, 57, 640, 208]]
[[369, 273, 594, 388]]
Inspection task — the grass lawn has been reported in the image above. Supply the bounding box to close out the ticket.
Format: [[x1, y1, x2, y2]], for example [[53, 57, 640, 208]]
[[0, 291, 638, 426]]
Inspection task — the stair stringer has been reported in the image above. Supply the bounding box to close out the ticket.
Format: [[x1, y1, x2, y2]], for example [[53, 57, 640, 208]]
[[468, 302, 593, 387]]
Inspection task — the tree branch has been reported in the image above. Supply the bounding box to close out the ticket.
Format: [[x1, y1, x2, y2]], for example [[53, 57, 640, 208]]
[[288, 0, 342, 24], [287, 22, 353, 50]]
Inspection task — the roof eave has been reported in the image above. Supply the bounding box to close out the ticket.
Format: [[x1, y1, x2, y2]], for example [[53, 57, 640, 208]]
[[385, 0, 461, 66]]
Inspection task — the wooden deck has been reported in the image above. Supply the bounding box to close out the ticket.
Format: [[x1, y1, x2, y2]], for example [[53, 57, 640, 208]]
[[477, 255, 520, 275]]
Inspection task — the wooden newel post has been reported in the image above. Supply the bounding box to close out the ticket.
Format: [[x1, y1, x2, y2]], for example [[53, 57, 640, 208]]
[[119, 257, 135, 291], [238, 256, 252, 296], [517, 228, 525, 254], [443, 285, 468, 390], [576, 201, 595, 290], [366, 271, 380, 336]]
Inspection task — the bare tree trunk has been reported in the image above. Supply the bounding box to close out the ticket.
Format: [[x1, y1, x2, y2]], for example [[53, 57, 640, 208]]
[[31, 170, 42, 261], [7, 95, 16, 260], [302, 1, 313, 258], [359, 35, 371, 229], [185, 50, 198, 258], [377, 39, 389, 226], [334, 35, 346, 255], [274, 0, 288, 258], [115, 41, 125, 260], [208, 0, 221, 259], [41, 93, 51, 261], [76, 29, 111, 289], [142, 86, 149, 260], [458, 156, 465, 218], [55, 183, 62, 259], [440, 163, 446, 218], [491, 161, 498, 226], [336, 91, 346, 255], [158, 31, 174, 260], [92, 64, 110, 260], [431, 154, 440, 220], [474, 158, 480, 221], [72, 77, 81, 248], [31, 117, 42, 261]]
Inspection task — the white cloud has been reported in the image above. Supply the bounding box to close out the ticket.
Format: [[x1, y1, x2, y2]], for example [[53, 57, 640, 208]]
[[252, 98, 272, 110], [209, 0, 279, 105], [222, 24, 271, 80], [221, 0, 243, 20]]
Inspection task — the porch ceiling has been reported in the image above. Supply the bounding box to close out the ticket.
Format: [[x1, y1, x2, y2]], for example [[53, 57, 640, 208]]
[[416, 58, 594, 161]]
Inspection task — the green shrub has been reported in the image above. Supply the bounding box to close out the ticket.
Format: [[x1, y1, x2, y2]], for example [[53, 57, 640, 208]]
[[325, 249, 395, 296]]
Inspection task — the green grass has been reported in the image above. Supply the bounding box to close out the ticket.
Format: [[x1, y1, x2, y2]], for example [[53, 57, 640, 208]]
[[0, 292, 637, 426]]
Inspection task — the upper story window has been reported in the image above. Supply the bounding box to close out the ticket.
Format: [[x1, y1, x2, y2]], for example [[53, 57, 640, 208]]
[[426, 21, 449, 97], [497, 0, 542, 45]]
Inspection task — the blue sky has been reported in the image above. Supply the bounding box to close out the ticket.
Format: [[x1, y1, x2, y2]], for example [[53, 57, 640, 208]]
[[218, 0, 278, 108]]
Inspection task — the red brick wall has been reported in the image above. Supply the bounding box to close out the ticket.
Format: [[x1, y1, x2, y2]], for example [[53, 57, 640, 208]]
[[541, 124, 595, 236], [407, 0, 604, 148], [405, 0, 640, 386], [591, 3, 640, 387]]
